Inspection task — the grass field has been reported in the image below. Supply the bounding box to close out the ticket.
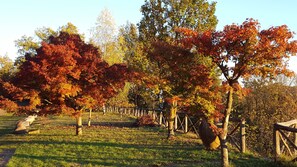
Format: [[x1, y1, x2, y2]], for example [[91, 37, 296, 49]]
[[0, 112, 291, 167]]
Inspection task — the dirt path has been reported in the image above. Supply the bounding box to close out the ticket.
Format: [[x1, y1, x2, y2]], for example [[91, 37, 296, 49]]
[[0, 149, 15, 167]]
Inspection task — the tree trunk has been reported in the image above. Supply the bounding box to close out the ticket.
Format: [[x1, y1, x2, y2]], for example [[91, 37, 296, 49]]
[[87, 109, 92, 126], [168, 99, 177, 139], [76, 115, 83, 136], [220, 87, 233, 167]]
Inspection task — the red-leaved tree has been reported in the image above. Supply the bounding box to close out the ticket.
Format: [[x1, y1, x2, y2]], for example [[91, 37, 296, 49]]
[[0, 32, 132, 135], [178, 19, 297, 167], [146, 40, 223, 139]]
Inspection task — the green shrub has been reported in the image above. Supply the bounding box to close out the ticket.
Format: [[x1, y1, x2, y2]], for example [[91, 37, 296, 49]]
[[236, 79, 297, 157]]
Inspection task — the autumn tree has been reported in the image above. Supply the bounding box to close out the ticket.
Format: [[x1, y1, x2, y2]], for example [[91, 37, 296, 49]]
[[0, 55, 14, 81], [147, 40, 222, 138], [138, 0, 220, 139], [178, 19, 297, 167], [90, 8, 124, 65], [118, 23, 157, 108], [15, 23, 81, 65], [106, 82, 135, 109], [91, 17, 140, 114], [138, 0, 217, 41], [0, 55, 19, 113], [90, 8, 116, 52], [236, 77, 297, 156], [1, 31, 131, 135]]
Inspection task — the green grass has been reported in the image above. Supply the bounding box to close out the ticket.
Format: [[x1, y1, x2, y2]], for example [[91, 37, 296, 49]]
[[0, 112, 294, 167]]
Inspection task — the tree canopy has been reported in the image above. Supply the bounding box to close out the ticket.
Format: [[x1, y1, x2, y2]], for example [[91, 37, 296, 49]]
[[147, 40, 222, 116], [14, 23, 82, 66], [1, 32, 132, 117], [178, 18, 297, 167], [138, 0, 217, 41]]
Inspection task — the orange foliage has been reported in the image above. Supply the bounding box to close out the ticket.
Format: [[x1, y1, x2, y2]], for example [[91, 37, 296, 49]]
[[0, 32, 132, 116], [179, 18, 297, 89], [146, 40, 223, 119]]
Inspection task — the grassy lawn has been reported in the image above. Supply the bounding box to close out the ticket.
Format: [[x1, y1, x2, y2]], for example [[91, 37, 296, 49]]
[[0, 112, 290, 167]]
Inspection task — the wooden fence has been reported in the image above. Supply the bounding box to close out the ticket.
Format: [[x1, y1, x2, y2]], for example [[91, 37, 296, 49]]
[[274, 119, 297, 162], [216, 118, 246, 153], [106, 106, 246, 153]]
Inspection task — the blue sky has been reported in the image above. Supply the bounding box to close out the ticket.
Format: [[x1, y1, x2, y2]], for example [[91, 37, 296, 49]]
[[1, 0, 297, 71]]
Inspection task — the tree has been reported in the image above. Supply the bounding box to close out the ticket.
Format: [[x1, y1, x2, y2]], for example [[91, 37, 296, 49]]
[[178, 18, 297, 166], [14, 35, 40, 65], [138, 0, 217, 41], [106, 82, 134, 109], [236, 77, 297, 156], [0, 55, 14, 81], [1, 31, 131, 135], [138, 0, 220, 139], [118, 23, 158, 108], [15, 23, 80, 66], [90, 8, 116, 49], [90, 8, 122, 64], [147, 40, 222, 138]]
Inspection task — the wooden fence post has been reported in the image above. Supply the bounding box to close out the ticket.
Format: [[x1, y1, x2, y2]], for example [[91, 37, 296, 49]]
[[295, 123, 297, 155], [87, 109, 92, 127], [165, 118, 168, 127], [141, 109, 144, 116], [174, 115, 178, 130], [274, 124, 280, 161], [184, 115, 188, 133], [240, 119, 246, 153], [159, 112, 163, 125], [152, 110, 156, 122]]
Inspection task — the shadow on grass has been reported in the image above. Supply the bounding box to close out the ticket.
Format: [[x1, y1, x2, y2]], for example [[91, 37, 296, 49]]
[[6, 137, 282, 167], [52, 121, 137, 128], [1, 114, 283, 167], [88, 121, 137, 128], [230, 154, 282, 167], [4, 139, 203, 152], [12, 153, 205, 167], [0, 148, 16, 167], [0, 116, 21, 137], [7, 138, 210, 167], [12, 153, 114, 166]]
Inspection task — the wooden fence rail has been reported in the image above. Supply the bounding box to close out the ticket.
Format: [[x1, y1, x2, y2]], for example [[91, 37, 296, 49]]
[[106, 106, 246, 153], [274, 119, 297, 162], [227, 118, 246, 153]]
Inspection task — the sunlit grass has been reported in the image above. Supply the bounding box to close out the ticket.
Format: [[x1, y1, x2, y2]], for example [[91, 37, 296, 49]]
[[0, 112, 290, 167]]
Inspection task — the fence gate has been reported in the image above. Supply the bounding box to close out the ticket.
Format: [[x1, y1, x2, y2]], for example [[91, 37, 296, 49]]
[[274, 119, 297, 162]]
